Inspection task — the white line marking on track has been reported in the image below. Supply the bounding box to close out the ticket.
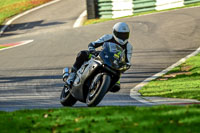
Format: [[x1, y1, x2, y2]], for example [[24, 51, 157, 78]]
[[0, 0, 61, 36], [0, 40, 34, 51], [73, 10, 87, 28], [130, 46, 200, 104], [0, 95, 56, 101]]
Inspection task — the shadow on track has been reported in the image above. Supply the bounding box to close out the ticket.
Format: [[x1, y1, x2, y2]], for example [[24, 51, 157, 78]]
[[0, 20, 66, 37]]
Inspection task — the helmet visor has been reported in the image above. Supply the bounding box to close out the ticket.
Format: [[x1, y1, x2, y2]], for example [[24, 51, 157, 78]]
[[114, 30, 129, 41]]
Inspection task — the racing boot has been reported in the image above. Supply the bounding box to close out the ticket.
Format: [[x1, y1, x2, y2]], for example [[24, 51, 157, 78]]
[[66, 67, 77, 87], [110, 80, 120, 92]]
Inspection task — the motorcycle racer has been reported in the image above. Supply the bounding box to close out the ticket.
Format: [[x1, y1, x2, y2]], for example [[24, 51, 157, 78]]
[[66, 22, 133, 92]]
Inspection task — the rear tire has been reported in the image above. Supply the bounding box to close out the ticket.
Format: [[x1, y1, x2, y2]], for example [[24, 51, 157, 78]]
[[86, 73, 111, 107], [60, 85, 77, 106]]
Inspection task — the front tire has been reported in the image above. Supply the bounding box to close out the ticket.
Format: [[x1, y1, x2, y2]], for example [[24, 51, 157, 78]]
[[86, 73, 111, 107], [60, 85, 77, 106]]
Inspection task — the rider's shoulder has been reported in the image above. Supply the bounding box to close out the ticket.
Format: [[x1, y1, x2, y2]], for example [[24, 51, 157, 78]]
[[126, 42, 133, 49], [100, 34, 113, 41], [126, 42, 132, 46]]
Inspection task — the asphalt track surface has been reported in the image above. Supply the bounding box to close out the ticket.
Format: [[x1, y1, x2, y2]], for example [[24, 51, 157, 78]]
[[0, 1, 200, 111]]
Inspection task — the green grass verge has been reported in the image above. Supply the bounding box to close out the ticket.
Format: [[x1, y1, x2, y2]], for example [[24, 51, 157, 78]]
[[0, 46, 7, 49], [1, 105, 200, 133], [0, 0, 52, 25], [84, 2, 200, 25], [139, 53, 200, 100]]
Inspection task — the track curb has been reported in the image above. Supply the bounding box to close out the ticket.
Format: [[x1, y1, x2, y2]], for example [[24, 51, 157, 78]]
[[130, 46, 200, 105]]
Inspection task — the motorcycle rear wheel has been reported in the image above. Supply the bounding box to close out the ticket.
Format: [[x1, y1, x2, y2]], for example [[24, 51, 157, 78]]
[[86, 73, 111, 107], [60, 85, 77, 106]]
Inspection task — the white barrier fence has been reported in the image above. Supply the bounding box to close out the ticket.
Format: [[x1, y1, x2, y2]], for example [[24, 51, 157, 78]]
[[96, 0, 200, 18], [112, 0, 133, 18], [156, 0, 184, 10]]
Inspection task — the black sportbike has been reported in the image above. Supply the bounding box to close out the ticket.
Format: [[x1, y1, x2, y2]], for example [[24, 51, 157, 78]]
[[60, 42, 130, 107]]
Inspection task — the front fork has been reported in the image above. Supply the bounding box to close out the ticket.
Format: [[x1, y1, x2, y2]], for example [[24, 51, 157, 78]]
[[63, 67, 69, 82]]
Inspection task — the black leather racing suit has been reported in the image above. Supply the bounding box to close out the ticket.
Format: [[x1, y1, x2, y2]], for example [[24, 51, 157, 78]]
[[72, 34, 133, 71]]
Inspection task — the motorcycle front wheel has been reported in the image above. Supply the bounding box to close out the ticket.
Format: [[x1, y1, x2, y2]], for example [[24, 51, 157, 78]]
[[60, 85, 77, 106], [86, 73, 111, 107]]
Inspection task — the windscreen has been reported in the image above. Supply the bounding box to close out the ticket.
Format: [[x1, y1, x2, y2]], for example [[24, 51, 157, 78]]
[[100, 42, 126, 70], [108, 42, 123, 53]]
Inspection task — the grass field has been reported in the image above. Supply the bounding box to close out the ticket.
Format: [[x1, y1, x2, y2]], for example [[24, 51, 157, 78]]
[[1, 105, 200, 133], [139, 53, 200, 101], [0, 0, 51, 25]]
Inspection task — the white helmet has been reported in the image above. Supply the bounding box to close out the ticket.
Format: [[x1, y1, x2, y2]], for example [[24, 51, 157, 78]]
[[113, 22, 130, 45]]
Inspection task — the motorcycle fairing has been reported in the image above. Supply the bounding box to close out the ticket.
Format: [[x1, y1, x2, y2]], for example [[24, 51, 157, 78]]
[[70, 59, 102, 102]]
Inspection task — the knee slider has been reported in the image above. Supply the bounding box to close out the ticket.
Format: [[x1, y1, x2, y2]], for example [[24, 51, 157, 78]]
[[110, 83, 120, 92]]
